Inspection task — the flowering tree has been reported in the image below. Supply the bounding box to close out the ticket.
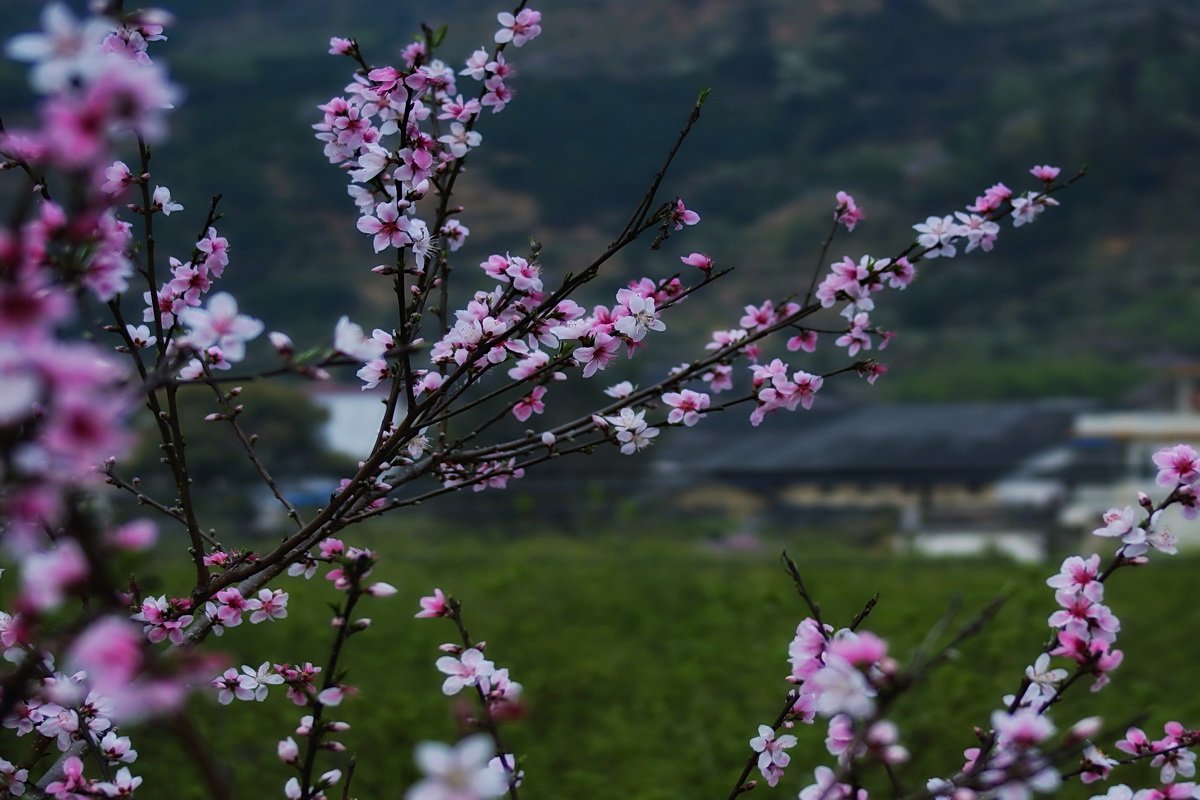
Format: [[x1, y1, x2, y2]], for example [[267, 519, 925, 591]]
[[0, 3, 1196, 800]]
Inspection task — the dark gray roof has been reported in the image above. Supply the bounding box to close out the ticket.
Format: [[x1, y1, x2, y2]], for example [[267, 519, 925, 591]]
[[653, 399, 1093, 484]]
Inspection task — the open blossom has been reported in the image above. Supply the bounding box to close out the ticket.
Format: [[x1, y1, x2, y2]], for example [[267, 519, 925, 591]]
[[334, 316, 388, 361], [613, 292, 665, 342], [667, 199, 700, 229], [1126, 510, 1178, 557], [5, 3, 115, 93], [212, 667, 258, 704], [1030, 164, 1061, 182], [574, 332, 620, 377], [407, 735, 507, 800], [247, 588, 289, 623], [954, 211, 1000, 252], [992, 708, 1055, 749], [1010, 191, 1058, 227], [494, 9, 542, 47], [436, 648, 495, 695], [102, 160, 136, 194], [750, 724, 797, 786], [151, 185, 182, 215], [1152, 444, 1200, 487], [604, 407, 660, 455], [439, 121, 482, 158], [1078, 745, 1118, 784], [662, 389, 709, 426], [913, 214, 961, 258], [810, 653, 876, 718], [178, 291, 263, 363], [357, 199, 409, 252], [799, 766, 867, 800], [512, 385, 546, 422], [1093, 506, 1138, 540], [131, 595, 193, 644], [1047, 555, 1103, 604], [208, 587, 249, 630], [481, 75, 512, 112]]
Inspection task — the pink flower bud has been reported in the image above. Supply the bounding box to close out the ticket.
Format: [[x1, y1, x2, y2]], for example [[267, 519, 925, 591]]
[[680, 252, 713, 273], [107, 519, 158, 550], [365, 582, 397, 597], [317, 686, 345, 706], [278, 736, 299, 764], [1068, 717, 1103, 742], [268, 331, 294, 357]]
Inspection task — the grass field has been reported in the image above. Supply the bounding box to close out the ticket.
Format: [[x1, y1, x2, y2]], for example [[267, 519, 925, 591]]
[[96, 525, 1200, 800]]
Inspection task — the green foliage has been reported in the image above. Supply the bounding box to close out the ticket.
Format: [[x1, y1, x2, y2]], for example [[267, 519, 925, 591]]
[[123, 531, 1200, 799]]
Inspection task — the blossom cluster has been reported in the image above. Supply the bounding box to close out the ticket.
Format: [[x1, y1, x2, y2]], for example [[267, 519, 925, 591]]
[[2, 4, 1172, 800], [714, 444, 1200, 800], [410, 588, 522, 799]]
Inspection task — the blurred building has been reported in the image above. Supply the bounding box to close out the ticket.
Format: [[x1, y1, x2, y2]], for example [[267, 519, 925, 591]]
[[652, 378, 1200, 561]]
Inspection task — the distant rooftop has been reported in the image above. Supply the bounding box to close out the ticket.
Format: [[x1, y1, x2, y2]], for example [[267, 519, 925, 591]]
[[654, 399, 1095, 484]]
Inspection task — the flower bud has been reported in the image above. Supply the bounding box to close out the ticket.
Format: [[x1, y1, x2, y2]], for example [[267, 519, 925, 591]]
[[365, 582, 397, 597], [317, 686, 345, 706], [268, 331, 294, 357], [277, 736, 299, 764], [1068, 716, 1103, 742]]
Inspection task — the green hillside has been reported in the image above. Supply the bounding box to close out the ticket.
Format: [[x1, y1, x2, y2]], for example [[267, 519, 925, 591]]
[[3, 0, 1199, 400]]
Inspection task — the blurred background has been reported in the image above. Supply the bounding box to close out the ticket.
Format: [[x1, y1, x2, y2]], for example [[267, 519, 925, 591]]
[[3, 2, 1200, 798]]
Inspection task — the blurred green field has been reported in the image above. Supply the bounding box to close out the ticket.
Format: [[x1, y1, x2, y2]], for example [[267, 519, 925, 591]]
[[96, 525, 1199, 800]]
